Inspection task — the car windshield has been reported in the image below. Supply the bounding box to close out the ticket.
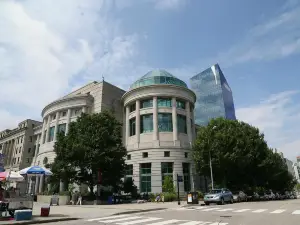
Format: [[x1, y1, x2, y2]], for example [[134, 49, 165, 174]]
[[209, 189, 222, 194]]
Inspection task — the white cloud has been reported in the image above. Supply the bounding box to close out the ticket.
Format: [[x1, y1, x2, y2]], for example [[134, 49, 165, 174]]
[[0, 0, 140, 129], [210, 4, 300, 67], [151, 0, 188, 10], [236, 91, 300, 161]]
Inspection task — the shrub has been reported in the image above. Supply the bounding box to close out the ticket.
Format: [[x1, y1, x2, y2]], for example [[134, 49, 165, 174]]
[[197, 191, 204, 199], [162, 176, 175, 193], [163, 192, 177, 202]]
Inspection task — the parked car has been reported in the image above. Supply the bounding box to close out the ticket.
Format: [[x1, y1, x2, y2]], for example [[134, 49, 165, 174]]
[[232, 191, 247, 202], [266, 190, 276, 200], [245, 191, 259, 201], [204, 188, 234, 205]]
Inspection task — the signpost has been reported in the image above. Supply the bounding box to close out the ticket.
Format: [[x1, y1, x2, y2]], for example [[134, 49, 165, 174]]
[[177, 174, 183, 205]]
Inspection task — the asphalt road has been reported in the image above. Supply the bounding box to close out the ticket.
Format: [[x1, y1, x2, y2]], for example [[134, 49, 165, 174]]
[[45, 199, 300, 225]]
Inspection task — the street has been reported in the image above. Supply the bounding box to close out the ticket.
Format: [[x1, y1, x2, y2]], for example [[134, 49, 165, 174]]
[[45, 199, 300, 225]]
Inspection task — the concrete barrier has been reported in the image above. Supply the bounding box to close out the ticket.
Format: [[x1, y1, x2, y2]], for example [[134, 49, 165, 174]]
[[37, 195, 70, 205]]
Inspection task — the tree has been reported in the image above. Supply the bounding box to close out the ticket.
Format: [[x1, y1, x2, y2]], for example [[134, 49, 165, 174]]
[[193, 118, 295, 192], [162, 176, 175, 193], [123, 178, 138, 197], [51, 110, 127, 194]]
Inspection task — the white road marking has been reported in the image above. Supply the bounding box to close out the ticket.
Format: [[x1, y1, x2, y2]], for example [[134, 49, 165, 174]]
[[217, 208, 234, 212], [194, 206, 205, 210], [99, 216, 142, 223], [202, 207, 220, 211], [116, 217, 161, 224], [146, 219, 182, 225], [177, 221, 206, 225], [87, 215, 128, 221], [209, 223, 228, 225], [292, 210, 300, 214], [252, 209, 267, 213], [270, 209, 286, 214], [234, 209, 250, 212]]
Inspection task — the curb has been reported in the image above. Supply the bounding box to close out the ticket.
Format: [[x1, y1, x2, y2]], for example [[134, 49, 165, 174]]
[[113, 208, 166, 215], [0, 217, 79, 225]]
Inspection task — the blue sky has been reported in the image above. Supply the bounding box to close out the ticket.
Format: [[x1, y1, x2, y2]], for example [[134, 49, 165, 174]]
[[1, 0, 300, 160]]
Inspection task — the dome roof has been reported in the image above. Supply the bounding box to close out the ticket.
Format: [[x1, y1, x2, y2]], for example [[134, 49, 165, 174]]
[[130, 69, 187, 90]]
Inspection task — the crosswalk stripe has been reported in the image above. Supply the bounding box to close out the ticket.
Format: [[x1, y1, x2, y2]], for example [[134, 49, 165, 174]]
[[202, 207, 220, 211], [177, 221, 205, 225], [292, 210, 300, 214], [194, 206, 205, 210], [87, 215, 128, 222], [234, 209, 250, 212], [99, 216, 142, 223], [116, 217, 161, 225], [252, 209, 267, 213], [270, 209, 286, 214], [146, 219, 182, 225], [217, 208, 234, 212]]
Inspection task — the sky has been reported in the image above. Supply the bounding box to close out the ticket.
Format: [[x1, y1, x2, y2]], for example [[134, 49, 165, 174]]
[[1, 0, 300, 160]]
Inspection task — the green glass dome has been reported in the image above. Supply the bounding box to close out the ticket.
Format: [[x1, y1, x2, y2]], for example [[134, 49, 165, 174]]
[[130, 69, 187, 90]]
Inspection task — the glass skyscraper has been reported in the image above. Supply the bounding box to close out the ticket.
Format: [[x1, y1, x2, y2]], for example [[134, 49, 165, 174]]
[[190, 64, 236, 126]]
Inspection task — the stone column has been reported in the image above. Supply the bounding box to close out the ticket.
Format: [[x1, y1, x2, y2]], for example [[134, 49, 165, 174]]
[[172, 97, 178, 142], [82, 106, 87, 113], [39, 175, 44, 193], [65, 109, 72, 134], [186, 101, 192, 146], [151, 162, 162, 193], [153, 97, 158, 141], [125, 106, 130, 145], [33, 135, 40, 165], [35, 176, 39, 194], [133, 163, 140, 191], [135, 100, 140, 145], [45, 116, 51, 143], [40, 119, 47, 144], [53, 111, 60, 142]]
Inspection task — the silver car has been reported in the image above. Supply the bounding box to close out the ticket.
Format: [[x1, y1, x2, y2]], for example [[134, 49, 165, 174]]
[[204, 188, 234, 205]]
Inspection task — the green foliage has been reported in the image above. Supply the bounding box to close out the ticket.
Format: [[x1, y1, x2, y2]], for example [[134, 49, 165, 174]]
[[162, 176, 175, 193], [197, 191, 204, 199], [193, 118, 296, 192], [50, 111, 127, 193], [295, 183, 300, 191], [163, 192, 177, 202]]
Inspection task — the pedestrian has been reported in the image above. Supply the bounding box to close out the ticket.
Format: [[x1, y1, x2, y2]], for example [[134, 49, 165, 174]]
[[77, 193, 82, 205]]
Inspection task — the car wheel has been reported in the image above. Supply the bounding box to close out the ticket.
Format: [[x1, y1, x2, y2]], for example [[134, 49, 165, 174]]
[[221, 198, 225, 205], [230, 197, 234, 204], [205, 202, 209, 206]]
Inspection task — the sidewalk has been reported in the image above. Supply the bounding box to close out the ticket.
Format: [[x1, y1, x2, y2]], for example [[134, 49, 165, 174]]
[[32, 201, 188, 219]]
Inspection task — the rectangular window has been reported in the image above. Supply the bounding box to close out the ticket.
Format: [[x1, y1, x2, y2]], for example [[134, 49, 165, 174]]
[[143, 152, 148, 158], [58, 124, 66, 135], [26, 158, 30, 163], [17, 157, 19, 163], [176, 100, 186, 109], [53, 114, 56, 120], [49, 126, 55, 142], [62, 111, 67, 117], [185, 152, 188, 158], [183, 163, 191, 192], [125, 164, 133, 176], [140, 163, 151, 193], [19, 147, 21, 153], [127, 154, 131, 160], [141, 99, 153, 108], [129, 104, 136, 113], [177, 115, 187, 134], [164, 151, 170, 157], [29, 136, 32, 142], [161, 162, 173, 191], [129, 118, 136, 136], [140, 114, 153, 133], [158, 113, 173, 132], [28, 148, 31, 153], [157, 98, 172, 107]]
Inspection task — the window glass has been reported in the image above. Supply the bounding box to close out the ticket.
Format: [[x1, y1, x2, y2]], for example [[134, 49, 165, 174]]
[[141, 99, 153, 108], [157, 98, 172, 107], [177, 115, 187, 134], [183, 163, 191, 192], [125, 164, 133, 176], [49, 126, 55, 142], [58, 124, 66, 134], [129, 118, 136, 136], [161, 162, 173, 191], [129, 104, 136, 113], [141, 114, 153, 133], [158, 113, 173, 132], [176, 100, 186, 109], [140, 163, 151, 193]]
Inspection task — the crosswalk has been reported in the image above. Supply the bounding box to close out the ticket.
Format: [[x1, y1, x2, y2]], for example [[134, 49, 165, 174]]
[[175, 206, 300, 215], [86, 215, 228, 225]]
